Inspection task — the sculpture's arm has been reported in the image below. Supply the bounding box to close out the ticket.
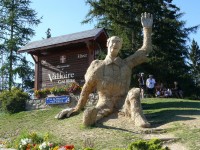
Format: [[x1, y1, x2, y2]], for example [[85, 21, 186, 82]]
[[73, 60, 99, 112], [74, 79, 96, 111], [55, 61, 99, 119], [126, 12, 153, 68]]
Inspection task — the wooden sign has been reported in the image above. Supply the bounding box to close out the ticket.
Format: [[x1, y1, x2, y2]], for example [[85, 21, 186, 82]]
[[40, 49, 88, 89]]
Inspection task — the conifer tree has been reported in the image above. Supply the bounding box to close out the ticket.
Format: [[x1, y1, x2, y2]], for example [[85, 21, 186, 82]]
[[0, 0, 41, 90], [46, 28, 51, 39], [188, 39, 200, 87]]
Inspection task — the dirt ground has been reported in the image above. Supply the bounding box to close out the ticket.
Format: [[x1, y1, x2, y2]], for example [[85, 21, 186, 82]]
[[99, 112, 200, 150]]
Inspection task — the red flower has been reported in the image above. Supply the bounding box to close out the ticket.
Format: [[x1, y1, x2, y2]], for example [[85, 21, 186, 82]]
[[49, 143, 54, 147], [64, 144, 74, 149]]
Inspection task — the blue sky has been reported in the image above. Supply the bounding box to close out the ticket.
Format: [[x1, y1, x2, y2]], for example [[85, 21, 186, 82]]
[[173, 0, 200, 44], [29, 0, 200, 48], [30, 0, 94, 41]]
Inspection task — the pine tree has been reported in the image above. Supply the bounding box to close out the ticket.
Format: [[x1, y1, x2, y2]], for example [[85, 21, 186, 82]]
[[46, 28, 51, 38], [83, 0, 199, 96], [15, 56, 34, 90], [188, 39, 200, 87], [0, 0, 41, 90]]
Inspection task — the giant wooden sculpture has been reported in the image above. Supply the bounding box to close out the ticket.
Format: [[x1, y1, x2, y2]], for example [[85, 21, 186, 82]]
[[55, 12, 153, 128]]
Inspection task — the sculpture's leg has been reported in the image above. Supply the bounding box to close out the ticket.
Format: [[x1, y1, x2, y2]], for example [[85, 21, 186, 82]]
[[123, 88, 150, 128], [83, 103, 113, 126], [82, 107, 98, 126]]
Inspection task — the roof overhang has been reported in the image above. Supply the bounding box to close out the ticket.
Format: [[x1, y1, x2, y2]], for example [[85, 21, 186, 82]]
[[18, 28, 108, 54]]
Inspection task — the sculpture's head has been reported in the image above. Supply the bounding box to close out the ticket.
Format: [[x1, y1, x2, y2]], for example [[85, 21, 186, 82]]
[[107, 36, 123, 57]]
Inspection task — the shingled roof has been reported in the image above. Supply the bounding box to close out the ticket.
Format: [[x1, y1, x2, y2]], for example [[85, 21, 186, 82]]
[[18, 28, 107, 53]]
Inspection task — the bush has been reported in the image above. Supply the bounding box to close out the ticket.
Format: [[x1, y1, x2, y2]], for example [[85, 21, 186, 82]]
[[128, 139, 169, 150], [0, 88, 30, 114]]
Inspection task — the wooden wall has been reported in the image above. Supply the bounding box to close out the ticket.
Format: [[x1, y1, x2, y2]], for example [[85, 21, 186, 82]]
[[37, 48, 90, 89]]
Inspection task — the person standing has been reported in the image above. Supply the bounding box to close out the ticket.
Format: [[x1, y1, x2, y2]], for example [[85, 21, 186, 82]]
[[172, 81, 183, 98], [146, 75, 156, 97], [138, 73, 145, 99]]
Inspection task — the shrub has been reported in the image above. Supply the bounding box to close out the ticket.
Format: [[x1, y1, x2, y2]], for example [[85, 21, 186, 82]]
[[128, 139, 169, 150], [0, 88, 30, 114]]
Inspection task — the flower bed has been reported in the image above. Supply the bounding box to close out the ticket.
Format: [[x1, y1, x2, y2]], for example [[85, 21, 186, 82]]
[[3, 132, 169, 150], [5, 132, 76, 150], [18, 138, 74, 150], [34, 82, 82, 99]]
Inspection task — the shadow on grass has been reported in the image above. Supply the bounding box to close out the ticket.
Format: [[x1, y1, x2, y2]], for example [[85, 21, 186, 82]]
[[142, 100, 200, 128], [142, 101, 200, 110], [96, 123, 140, 134]]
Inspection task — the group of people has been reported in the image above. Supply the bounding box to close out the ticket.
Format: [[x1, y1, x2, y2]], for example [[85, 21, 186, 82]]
[[138, 73, 183, 99], [155, 83, 172, 98], [155, 81, 183, 99]]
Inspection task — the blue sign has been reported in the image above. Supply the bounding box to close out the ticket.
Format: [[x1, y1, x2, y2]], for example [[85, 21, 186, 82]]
[[46, 95, 70, 105]]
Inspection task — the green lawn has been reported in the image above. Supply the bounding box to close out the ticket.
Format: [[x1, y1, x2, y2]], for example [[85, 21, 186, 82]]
[[0, 98, 200, 150], [142, 98, 200, 150], [142, 98, 200, 126]]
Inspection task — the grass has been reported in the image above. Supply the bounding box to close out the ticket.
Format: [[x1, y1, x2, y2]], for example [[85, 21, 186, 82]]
[[174, 124, 200, 150], [0, 98, 200, 150], [142, 98, 200, 125], [142, 98, 200, 150]]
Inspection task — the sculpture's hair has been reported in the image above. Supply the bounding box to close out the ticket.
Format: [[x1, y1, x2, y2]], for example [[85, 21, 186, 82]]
[[107, 36, 123, 47]]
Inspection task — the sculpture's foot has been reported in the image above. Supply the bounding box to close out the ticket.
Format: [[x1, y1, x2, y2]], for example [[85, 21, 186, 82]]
[[83, 107, 98, 127], [132, 112, 150, 128]]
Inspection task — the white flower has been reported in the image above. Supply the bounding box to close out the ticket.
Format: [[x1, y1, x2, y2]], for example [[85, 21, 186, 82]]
[[20, 138, 32, 145], [39, 142, 50, 150]]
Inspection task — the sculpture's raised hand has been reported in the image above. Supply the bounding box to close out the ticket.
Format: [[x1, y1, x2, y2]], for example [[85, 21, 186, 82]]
[[141, 12, 153, 28]]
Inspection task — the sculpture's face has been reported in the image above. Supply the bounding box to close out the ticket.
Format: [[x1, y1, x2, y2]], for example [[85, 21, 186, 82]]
[[107, 36, 122, 57]]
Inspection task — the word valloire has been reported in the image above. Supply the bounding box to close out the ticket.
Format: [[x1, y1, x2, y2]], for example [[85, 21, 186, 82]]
[[48, 72, 75, 82]]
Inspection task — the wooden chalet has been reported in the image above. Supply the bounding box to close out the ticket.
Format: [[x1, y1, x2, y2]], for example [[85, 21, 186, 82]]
[[18, 28, 108, 91]]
